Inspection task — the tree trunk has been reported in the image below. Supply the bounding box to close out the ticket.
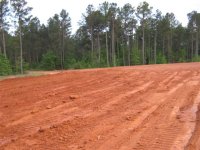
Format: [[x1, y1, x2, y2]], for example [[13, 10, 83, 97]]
[[28, 45, 31, 65], [106, 31, 109, 67], [154, 31, 157, 64], [162, 37, 165, 55], [109, 39, 112, 65], [62, 27, 65, 69], [127, 35, 130, 66], [123, 46, 125, 66], [136, 35, 139, 51], [91, 26, 94, 61], [167, 33, 170, 62], [60, 38, 63, 69], [117, 38, 119, 61], [97, 32, 101, 64], [112, 18, 116, 66], [2, 29, 6, 58], [142, 22, 145, 64], [36, 52, 39, 64], [19, 22, 23, 74], [191, 33, 194, 60], [196, 29, 199, 57], [148, 33, 151, 64], [170, 30, 173, 62]]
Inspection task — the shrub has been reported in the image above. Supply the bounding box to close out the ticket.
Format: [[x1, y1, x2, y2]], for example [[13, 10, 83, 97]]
[[132, 49, 141, 65], [157, 52, 167, 64], [178, 49, 186, 62], [192, 56, 200, 62], [14, 57, 29, 73], [72, 60, 93, 69], [0, 54, 12, 75], [41, 51, 57, 70]]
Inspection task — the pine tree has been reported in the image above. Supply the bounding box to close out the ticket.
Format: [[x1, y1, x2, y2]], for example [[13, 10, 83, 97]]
[[0, 0, 9, 58], [11, 0, 32, 74]]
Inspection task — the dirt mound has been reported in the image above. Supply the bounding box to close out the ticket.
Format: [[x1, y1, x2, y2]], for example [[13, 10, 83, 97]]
[[1, 63, 200, 149]]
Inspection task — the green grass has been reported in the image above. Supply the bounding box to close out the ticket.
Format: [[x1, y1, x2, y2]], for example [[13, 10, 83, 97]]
[[0, 71, 49, 81]]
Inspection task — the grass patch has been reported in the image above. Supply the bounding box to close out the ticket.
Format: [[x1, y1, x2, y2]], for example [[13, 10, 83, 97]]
[[0, 71, 58, 81]]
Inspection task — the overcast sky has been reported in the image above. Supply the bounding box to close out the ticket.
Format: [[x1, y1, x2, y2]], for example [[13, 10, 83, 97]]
[[27, 0, 200, 34]]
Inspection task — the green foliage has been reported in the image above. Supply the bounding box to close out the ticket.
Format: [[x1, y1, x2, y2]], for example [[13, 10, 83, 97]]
[[2, 1, 200, 72], [14, 57, 29, 73], [157, 52, 167, 64], [69, 59, 93, 69], [178, 49, 187, 62], [73, 61, 92, 69], [132, 49, 141, 65], [29, 62, 40, 70], [192, 56, 200, 62], [0, 54, 12, 75], [41, 51, 57, 70], [116, 57, 123, 66]]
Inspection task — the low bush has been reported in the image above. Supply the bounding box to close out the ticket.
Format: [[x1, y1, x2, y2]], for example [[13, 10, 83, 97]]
[[0, 54, 12, 75], [41, 51, 57, 70]]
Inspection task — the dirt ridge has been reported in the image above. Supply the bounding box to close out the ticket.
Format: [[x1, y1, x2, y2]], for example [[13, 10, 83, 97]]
[[1, 63, 200, 150]]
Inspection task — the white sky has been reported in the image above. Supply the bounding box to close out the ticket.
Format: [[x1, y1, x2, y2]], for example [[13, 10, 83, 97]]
[[27, 0, 200, 34]]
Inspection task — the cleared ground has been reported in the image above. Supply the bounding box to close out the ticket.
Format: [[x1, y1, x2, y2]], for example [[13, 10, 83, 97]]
[[1, 63, 200, 150]]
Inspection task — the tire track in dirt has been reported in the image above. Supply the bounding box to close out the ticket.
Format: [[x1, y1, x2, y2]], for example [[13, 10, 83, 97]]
[[90, 76, 189, 150], [0, 70, 187, 148], [0, 70, 152, 148], [0, 76, 152, 147], [1, 63, 200, 149], [127, 71, 200, 150], [76, 70, 198, 149], [65, 70, 195, 149]]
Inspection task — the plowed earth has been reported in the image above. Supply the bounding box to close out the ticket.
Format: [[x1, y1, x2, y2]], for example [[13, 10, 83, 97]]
[[1, 63, 200, 150]]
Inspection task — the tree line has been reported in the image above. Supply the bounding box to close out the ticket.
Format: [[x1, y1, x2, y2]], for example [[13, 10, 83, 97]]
[[0, 0, 200, 75]]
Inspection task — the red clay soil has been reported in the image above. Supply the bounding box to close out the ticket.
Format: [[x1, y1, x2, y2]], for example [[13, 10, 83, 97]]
[[1, 63, 200, 150]]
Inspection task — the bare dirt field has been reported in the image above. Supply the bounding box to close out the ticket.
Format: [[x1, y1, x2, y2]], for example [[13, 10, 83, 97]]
[[1, 63, 200, 150]]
